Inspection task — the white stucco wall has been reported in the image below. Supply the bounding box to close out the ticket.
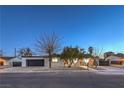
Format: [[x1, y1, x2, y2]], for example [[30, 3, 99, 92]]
[[7, 57, 22, 66], [22, 58, 26, 67], [21, 57, 49, 68]]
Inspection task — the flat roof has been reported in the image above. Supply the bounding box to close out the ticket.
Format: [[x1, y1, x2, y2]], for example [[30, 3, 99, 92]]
[[21, 56, 48, 58]]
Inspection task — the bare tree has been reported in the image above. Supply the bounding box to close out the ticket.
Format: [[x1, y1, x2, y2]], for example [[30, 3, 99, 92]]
[[93, 47, 104, 58], [93, 47, 104, 67], [36, 32, 61, 68]]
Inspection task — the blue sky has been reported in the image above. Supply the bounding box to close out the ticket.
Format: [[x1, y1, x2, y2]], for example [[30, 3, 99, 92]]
[[0, 5, 124, 56]]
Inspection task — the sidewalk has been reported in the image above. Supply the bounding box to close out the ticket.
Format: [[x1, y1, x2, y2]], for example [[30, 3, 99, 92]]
[[0, 67, 87, 73], [0, 66, 10, 69], [1, 66, 124, 75], [92, 66, 124, 75], [111, 64, 124, 68]]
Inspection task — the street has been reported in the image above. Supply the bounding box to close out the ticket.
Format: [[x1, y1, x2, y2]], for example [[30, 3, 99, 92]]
[[0, 70, 124, 88]]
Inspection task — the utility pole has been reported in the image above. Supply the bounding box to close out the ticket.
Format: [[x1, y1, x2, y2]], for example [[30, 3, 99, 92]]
[[0, 49, 3, 57], [14, 48, 17, 57]]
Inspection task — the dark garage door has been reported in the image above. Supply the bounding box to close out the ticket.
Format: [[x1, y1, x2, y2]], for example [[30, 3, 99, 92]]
[[13, 62, 22, 67], [26, 59, 44, 66]]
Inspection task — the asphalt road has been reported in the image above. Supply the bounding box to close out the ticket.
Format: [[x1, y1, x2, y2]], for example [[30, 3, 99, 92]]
[[0, 71, 124, 88]]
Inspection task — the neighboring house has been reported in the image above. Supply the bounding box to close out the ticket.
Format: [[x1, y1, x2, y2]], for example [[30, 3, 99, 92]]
[[105, 55, 124, 65], [0, 57, 13, 66], [0, 57, 7, 66]]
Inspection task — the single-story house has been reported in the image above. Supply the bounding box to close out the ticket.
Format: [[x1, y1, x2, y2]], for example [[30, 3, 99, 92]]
[[105, 55, 124, 65], [7, 55, 63, 68], [7, 56, 49, 67]]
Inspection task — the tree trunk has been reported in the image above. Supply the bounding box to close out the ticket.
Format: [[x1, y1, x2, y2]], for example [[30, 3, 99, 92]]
[[68, 60, 73, 68], [49, 53, 52, 68]]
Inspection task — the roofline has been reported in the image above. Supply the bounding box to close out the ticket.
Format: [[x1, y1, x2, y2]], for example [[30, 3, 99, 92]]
[[21, 56, 48, 58]]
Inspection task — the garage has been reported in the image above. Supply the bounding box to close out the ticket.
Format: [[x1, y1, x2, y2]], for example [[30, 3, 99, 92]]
[[26, 59, 44, 66], [13, 62, 22, 67]]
